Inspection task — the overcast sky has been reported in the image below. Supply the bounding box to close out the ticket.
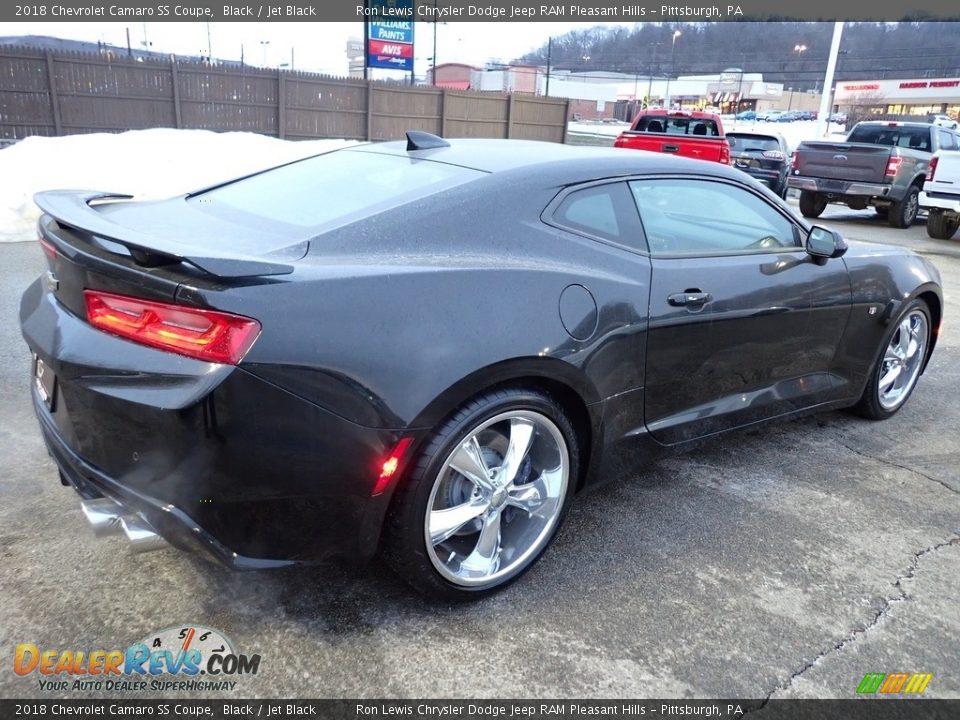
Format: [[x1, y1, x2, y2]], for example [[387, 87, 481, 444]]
[[0, 21, 632, 76]]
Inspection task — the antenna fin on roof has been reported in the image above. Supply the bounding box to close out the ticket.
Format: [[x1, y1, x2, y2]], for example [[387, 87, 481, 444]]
[[406, 131, 450, 151]]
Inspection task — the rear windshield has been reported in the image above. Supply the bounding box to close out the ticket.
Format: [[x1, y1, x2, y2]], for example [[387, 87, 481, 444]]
[[727, 134, 781, 152], [189, 149, 484, 231], [632, 115, 720, 137], [847, 125, 931, 151]]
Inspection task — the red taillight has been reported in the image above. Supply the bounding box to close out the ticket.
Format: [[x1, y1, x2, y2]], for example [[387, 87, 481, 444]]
[[372, 437, 414, 496], [926, 156, 939, 182], [719, 140, 730, 165], [38, 235, 58, 259], [885, 156, 903, 177], [83, 290, 260, 365], [790, 151, 799, 172]]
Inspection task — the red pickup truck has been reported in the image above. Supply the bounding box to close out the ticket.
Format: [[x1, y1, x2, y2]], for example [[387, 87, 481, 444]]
[[614, 110, 730, 164]]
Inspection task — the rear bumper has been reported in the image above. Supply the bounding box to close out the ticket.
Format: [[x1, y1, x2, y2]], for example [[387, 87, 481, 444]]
[[920, 191, 960, 213], [736, 167, 786, 190], [788, 176, 898, 199], [22, 277, 406, 569], [34, 395, 272, 568]]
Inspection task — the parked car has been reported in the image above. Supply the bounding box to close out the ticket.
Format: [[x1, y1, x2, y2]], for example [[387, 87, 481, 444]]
[[778, 112, 802, 122], [930, 114, 958, 130], [613, 109, 730, 164], [798, 111, 818, 121], [727, 131, 791, 197], [21, 134, 942, 599], [789, 120, 960, 228], [920, 149, 960, 239], [736, 110, 757, 121], [829, 112, 848, 125]]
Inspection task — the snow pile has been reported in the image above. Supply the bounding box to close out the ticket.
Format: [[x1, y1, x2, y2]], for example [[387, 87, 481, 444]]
[[0, 129, 352, 243]]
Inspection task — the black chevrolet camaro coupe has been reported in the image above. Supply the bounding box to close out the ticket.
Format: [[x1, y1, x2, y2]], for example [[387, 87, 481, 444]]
[[21, 133, 942, 599]]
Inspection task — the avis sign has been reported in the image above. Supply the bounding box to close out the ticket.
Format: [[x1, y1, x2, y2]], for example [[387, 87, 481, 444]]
[[367, 0, 415, 72]]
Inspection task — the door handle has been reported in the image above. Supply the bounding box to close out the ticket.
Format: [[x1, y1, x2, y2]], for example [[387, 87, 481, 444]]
[[662, 144, 680, 153], [668, 291, 713, 307]]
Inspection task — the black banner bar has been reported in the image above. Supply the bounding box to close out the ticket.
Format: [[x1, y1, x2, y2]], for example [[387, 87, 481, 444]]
[[2, 1, 960, 23]]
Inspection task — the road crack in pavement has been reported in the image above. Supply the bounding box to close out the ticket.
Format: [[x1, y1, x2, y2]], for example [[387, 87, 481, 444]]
[[746, 533, 960, 710], [837, 439, 959, 496]]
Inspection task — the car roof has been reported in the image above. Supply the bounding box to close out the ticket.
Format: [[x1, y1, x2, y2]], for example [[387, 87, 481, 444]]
[[854, 121, 932, 129], [345, 138, 745, 182], [727, 130, 786, 141]]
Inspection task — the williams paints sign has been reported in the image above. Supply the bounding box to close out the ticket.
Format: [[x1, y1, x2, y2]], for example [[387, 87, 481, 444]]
[[367, 0, 415, 72]]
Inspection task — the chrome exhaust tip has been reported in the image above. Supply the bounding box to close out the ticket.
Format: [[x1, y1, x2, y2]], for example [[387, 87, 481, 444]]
[[80, 498, 125, 538], [120, 514, 169, 554]]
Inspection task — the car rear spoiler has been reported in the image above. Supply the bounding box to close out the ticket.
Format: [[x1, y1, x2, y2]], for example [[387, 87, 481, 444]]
[[34, 190, 297, 278]]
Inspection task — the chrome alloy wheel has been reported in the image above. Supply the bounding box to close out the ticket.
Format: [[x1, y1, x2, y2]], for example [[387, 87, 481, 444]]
[[878, 309, 928, 411], [424, 410, 569, 587]]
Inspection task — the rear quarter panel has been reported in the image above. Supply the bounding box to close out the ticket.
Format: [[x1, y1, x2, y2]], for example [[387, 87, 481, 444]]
[[194, 173, 654, 432]]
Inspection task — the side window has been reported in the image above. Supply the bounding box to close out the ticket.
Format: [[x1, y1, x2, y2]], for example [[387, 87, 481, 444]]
[[628, 178, 799, 256], [939, 130, 957, 151], [552, 182, 646, 252]]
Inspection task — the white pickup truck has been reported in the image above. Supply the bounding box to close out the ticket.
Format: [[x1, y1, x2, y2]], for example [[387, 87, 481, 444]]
[[921, 149, 960, 239]]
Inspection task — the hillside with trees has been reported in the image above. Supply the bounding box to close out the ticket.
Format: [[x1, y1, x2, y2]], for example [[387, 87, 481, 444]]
[[517, 22, 960, 89]]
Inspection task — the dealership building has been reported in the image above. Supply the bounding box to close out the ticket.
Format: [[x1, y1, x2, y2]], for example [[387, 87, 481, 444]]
[[833, 77, 960, 118]]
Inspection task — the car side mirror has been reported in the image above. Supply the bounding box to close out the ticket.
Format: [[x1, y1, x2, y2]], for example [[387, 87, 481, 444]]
[[806, 226, 848, 262]]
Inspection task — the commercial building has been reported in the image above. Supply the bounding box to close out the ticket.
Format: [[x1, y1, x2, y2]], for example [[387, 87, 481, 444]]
[[833, 77, 960, 119]]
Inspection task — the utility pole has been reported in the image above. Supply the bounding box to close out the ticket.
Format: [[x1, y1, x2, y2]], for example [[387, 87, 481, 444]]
[[816, 22, 844, 138], [431, 1, 438, 86], [545, 37, 552, 96], [363, 0, 369, 81]]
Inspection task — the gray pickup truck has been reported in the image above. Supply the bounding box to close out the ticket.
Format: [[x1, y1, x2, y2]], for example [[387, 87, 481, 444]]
[[789, 121, 960, 228]]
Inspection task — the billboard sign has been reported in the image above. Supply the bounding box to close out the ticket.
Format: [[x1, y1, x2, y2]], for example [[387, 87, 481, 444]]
[[366, 0, 415, 72]]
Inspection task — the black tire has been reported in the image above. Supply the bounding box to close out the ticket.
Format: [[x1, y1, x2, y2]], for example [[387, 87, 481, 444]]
[[874, 206, 889, 219], [799, 190, 827, 218], [853, 299, 931, 421], [383, 387, 579, 600], [887, 185, 920, 229], [926, 210, 960, 240]]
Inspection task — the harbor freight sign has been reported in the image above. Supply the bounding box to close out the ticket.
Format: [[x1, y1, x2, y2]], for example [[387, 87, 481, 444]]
[[366, 0, 415, 72]]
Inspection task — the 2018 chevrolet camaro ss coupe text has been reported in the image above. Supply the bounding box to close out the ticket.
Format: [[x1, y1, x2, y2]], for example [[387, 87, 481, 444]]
[[21, 133, 943, 599]]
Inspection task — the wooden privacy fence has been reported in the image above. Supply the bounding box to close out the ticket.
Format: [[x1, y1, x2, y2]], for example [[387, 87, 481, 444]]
[[0, 46, 569, 143]]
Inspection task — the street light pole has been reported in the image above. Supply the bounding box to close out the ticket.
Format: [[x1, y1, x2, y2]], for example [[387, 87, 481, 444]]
[[736, 65, 744, 114], [664, 30, 681, 109], [646, 44, 658, 107]]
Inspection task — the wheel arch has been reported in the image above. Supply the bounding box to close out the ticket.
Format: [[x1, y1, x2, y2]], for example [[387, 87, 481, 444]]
[[407, 357, 602, 492], [914, 286, 942, 372]]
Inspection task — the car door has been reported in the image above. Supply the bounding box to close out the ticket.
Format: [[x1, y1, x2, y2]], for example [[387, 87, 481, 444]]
[[631, 176, 852, 445]]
